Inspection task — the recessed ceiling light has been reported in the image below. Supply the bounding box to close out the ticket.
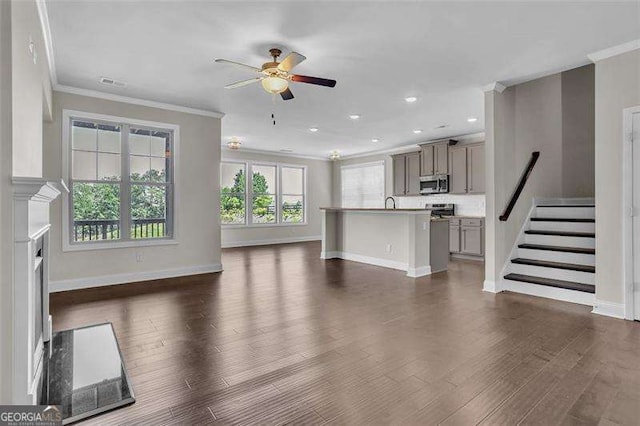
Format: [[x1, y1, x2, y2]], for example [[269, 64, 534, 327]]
[[405, 96, 418, 103], [309, 127, 319, 132], [371, 138, 380, 143], [413, 129, 423, 134], [349, 114, 361, 120], [467, 117, 478, 123]]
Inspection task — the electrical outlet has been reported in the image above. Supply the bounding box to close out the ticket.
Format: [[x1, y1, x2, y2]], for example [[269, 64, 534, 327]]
[[135, 252, 143, 263], [386, 244, 392, 253]]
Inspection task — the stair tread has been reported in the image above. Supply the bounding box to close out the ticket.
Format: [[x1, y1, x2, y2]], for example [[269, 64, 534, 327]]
[[524, 230, 595, 238], [530, 218, 595, 223], [518, 243, 595, 254], [538, 204, 595, 208], [504, 273, 595, 293], [511, 258, 595, 273]]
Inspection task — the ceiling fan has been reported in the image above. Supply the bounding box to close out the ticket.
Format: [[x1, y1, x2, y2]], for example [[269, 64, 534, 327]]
[[215, 48, 336, 101]]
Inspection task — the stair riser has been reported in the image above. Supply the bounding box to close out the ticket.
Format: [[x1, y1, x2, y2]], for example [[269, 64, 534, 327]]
[[529, 221, 595, 233], [524, 234, 595, 249], [517, 248, 595, 266], [535, 206, 595, 218], [502, 280, 595, 305], [509, 263, 595, 285]]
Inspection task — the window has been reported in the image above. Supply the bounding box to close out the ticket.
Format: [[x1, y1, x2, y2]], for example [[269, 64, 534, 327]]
[[341, 161, 385, 208], [220, 162, 306, 226], [63, 111, 178, 249]]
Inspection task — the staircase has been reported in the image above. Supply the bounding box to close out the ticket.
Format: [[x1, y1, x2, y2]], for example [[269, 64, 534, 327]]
[[502, 202, 596, 305]]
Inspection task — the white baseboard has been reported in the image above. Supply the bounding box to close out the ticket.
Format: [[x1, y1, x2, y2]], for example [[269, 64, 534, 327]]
[[502, 279, 594, 306], [592, 299, 625, 319], [50, 263, 223, 293], [222, 235, 321, 248], [407, 266, 432, 278], [321, 251, 432, 278], [483, 279, 502, 293]]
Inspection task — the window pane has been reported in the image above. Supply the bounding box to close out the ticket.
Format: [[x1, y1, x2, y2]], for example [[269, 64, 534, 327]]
[[72, 182, 120, 242], [281, 167, 303, 194], [131, 184, 168, 239], [129, 129, 151, 155], [97, 124, 121, 153], [150, 131, 169, 157], [282, 195, 304, 223], [72, 151, 97, 180], [221, 162, 246, 225], [220, 193, 245, 225], [72, 121, 97, 151], [98, 153, 121, 180], [341, 163, 385, 208], [252, 194, 276, 223], [149, 157, 167, 182], [130, 155, 150, 181], [252, 165, 276, 194]]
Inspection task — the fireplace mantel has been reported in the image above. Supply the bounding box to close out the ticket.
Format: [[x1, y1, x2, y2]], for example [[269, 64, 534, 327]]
[[12, 177, 61, 404]]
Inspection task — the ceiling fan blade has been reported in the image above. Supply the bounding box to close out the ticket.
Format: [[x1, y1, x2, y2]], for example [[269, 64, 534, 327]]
[[278, 52, 306, 72], [224, 77, 262, 89], [280, 87, 294, 101], [215, 58, 261, 72], [290, 74, 337, 88]]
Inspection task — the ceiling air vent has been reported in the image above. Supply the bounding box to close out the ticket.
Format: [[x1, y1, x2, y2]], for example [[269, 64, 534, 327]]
[[99, 76, 127, 88]]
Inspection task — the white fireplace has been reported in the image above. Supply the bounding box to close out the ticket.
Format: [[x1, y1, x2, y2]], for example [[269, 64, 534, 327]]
[[12, 177, 61, 404]]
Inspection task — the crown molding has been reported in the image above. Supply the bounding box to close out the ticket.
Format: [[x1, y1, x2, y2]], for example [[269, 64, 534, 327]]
[[340, 132, 486, 160], [36, 0, 57, 85], [587, 39, 640, 63], [54, 84, 225, 118], [221, 146, 330, 161], [482, 82, 507, 93]]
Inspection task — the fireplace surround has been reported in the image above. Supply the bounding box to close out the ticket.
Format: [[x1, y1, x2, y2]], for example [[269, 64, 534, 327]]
[[12, 177, 61, 404]]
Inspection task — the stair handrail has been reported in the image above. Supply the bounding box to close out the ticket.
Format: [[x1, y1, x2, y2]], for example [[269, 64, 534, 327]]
[[499, 151, 540, 221]]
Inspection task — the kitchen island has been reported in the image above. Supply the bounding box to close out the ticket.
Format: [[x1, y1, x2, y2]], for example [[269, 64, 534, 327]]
[[320, 208, 449, 277]]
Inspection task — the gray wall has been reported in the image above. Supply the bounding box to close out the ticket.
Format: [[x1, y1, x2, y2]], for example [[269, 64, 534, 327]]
[[485, 65, 596, 286], [594, 49, 640, 306], [562, 65, 595, 197], [44, 91, 222, 286], [221, 149, 332, 247]]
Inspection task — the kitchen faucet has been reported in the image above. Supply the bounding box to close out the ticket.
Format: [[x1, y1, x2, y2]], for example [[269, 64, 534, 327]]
[[385, 196, 396, 209]]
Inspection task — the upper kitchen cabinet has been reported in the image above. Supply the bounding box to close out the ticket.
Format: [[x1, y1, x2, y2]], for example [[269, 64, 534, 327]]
[[467, 144, 485, 194], [392, 151, 421, 196], [449, 143, 485, 194], [419, 141, 449, 176]]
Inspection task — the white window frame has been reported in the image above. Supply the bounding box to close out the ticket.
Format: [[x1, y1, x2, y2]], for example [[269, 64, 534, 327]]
[[61, 109, 180, 252], [340, 160, 386, 208], [221, 160, 307, 228]]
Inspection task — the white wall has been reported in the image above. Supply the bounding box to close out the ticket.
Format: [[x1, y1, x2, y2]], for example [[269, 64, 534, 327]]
[[594, 49, 640, 306], [10, 0, 52, 177], [44, 91, 222, 290], [221, 149, 332, 247], [0, 0, 13, 404]]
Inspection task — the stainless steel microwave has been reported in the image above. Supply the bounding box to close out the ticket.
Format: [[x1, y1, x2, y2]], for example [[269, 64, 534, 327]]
[[419, 174, 449, 194]]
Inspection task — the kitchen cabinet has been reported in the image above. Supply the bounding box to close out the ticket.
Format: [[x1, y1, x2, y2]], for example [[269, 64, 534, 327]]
[[420, 145, 434, 176], [392, 151, 421, 196], [448, 143, 485, 194], [449, 217, 484, 257], [467, 144, 485, 193], [419, 142, 448, 176]]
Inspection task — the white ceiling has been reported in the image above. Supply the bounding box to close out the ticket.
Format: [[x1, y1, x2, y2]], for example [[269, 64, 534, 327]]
[[46, 1, 639, 158]]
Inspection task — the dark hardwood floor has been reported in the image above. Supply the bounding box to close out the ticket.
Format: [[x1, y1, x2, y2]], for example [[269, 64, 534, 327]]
[[50, 241, 640, 425]]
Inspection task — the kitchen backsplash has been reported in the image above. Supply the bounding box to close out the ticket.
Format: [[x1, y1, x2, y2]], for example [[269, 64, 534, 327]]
[[396, 194, 486, 216]]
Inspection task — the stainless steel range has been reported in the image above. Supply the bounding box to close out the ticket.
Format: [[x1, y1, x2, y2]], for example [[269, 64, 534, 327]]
[[425, 203, 455, 218]]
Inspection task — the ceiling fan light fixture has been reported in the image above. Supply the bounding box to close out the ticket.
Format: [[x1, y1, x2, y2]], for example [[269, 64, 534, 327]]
[[227, 137, 241, 150], [261, 76, 288, 94]]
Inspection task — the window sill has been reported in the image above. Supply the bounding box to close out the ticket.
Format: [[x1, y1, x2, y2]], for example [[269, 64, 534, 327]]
[[222, 222, 308, 229], [62, 238, 178, 252]]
